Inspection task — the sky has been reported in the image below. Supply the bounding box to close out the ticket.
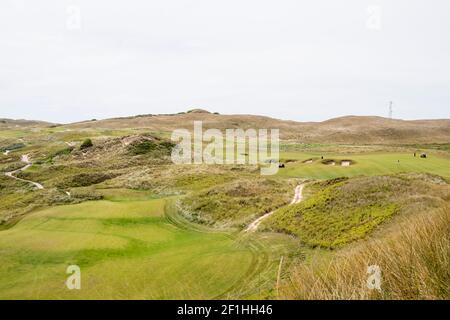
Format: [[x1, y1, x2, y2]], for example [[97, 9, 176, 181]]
[[1, 0, 450, 123]]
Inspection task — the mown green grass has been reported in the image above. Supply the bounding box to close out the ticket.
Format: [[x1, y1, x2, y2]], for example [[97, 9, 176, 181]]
[[278, 152, 450, 180], [0, 196, 262, 299]]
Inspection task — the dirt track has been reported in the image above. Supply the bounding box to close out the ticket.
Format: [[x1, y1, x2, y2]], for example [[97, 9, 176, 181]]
[[245, 183, 305, 232], [4, 155, 44, 190]]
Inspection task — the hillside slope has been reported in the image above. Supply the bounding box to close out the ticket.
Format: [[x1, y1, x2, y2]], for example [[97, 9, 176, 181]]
[[261, 174, 450, 248], [63, 113, 450, 144], [0, 118, 55, 128]]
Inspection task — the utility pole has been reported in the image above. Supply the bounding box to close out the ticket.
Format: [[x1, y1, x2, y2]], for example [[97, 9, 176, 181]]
[[388, 101, 393, 119]]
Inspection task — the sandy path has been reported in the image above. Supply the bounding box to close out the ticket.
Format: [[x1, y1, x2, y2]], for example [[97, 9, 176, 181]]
[[245, 183, 305, 232], [4, 154, 44, 189], [65, 141, 76, 147]]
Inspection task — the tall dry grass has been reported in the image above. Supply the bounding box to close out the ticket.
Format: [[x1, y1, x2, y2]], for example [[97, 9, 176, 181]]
[[282, 206, 450, 300]]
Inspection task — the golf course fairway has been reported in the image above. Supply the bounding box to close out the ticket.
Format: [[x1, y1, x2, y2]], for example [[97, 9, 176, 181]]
[[278, 152, 450, 179], [0, 195, 259, 299]]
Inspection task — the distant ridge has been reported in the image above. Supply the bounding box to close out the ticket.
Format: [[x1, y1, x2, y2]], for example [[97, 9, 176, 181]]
[[186, 108, 211, 114], [3, 111, 450, 144], [0, 118, 56, 128], [60, 112, 450, 144]]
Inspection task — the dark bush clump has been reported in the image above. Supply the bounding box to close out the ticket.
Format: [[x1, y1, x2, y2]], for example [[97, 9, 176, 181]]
[[128, 140, 175, 156], [57, 172, 117, 188], [0, 143, 25, 152], [80, 139, 93, 150]]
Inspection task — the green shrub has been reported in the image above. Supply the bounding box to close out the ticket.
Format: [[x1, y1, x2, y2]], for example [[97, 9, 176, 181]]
[[0, 143, 25, 152], [128, 140, 175, 156], [80, 139, 93, 150]]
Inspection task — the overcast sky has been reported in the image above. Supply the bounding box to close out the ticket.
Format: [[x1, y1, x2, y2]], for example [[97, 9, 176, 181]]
[[1, 0, 449, 123]]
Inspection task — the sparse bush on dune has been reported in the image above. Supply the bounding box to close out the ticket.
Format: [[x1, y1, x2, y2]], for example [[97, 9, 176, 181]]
[[128, 139, 175, 157], [0, 142, 25, 152], [282, 206, 450, 300], [80, 138, 93, 150]]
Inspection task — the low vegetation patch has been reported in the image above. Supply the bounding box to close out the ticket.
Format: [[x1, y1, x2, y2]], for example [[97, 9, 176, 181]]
[[80, 138, 93, 150], [262, 174, 449, 248], [36, 147, 74, 164], [0, 142, 25, 152], [0, 161, 25, 173], [282, 206, 450, 299], [180, 178, 295, 227], [56, 172, 119, 188], [128, 139, 174, 157]]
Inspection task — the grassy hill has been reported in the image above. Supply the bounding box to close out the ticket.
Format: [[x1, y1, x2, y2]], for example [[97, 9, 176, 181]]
[[262, 174, 450, 299], [61, 112, 450, 144], [281, 205, 450, 300], [0, 118, 55, 128], [261, 174, 449, 248]]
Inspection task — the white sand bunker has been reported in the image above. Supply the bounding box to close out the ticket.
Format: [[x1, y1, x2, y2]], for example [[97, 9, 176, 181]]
[[322, 159, 354, 166], [302, 158, 314, 164], [340, 160, 354, 167]]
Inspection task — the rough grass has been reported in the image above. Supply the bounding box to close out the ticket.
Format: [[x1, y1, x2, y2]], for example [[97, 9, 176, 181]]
[[106, 163, 257, 195], [56, 172, 119, 188], [0, 143, 25, 152], [180, 178, 295, 228], [128, 139, 174, 156], [36, 147, 74, 164], [261, 174, 449, 248], [281, 206, 450, 299]]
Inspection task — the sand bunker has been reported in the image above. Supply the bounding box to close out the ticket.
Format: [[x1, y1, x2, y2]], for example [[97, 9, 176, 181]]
[[321, 159, 355, 167], [321, 159, 336, 166], [340, 160, 355, 167]]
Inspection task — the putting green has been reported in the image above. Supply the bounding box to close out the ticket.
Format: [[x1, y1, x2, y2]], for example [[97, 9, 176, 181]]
[[278, 152, 450, 180], [0, 197, 258, 299]]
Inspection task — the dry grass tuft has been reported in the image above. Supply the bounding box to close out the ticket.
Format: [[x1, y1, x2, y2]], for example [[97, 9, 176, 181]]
[[282, 206, 450, 300]]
